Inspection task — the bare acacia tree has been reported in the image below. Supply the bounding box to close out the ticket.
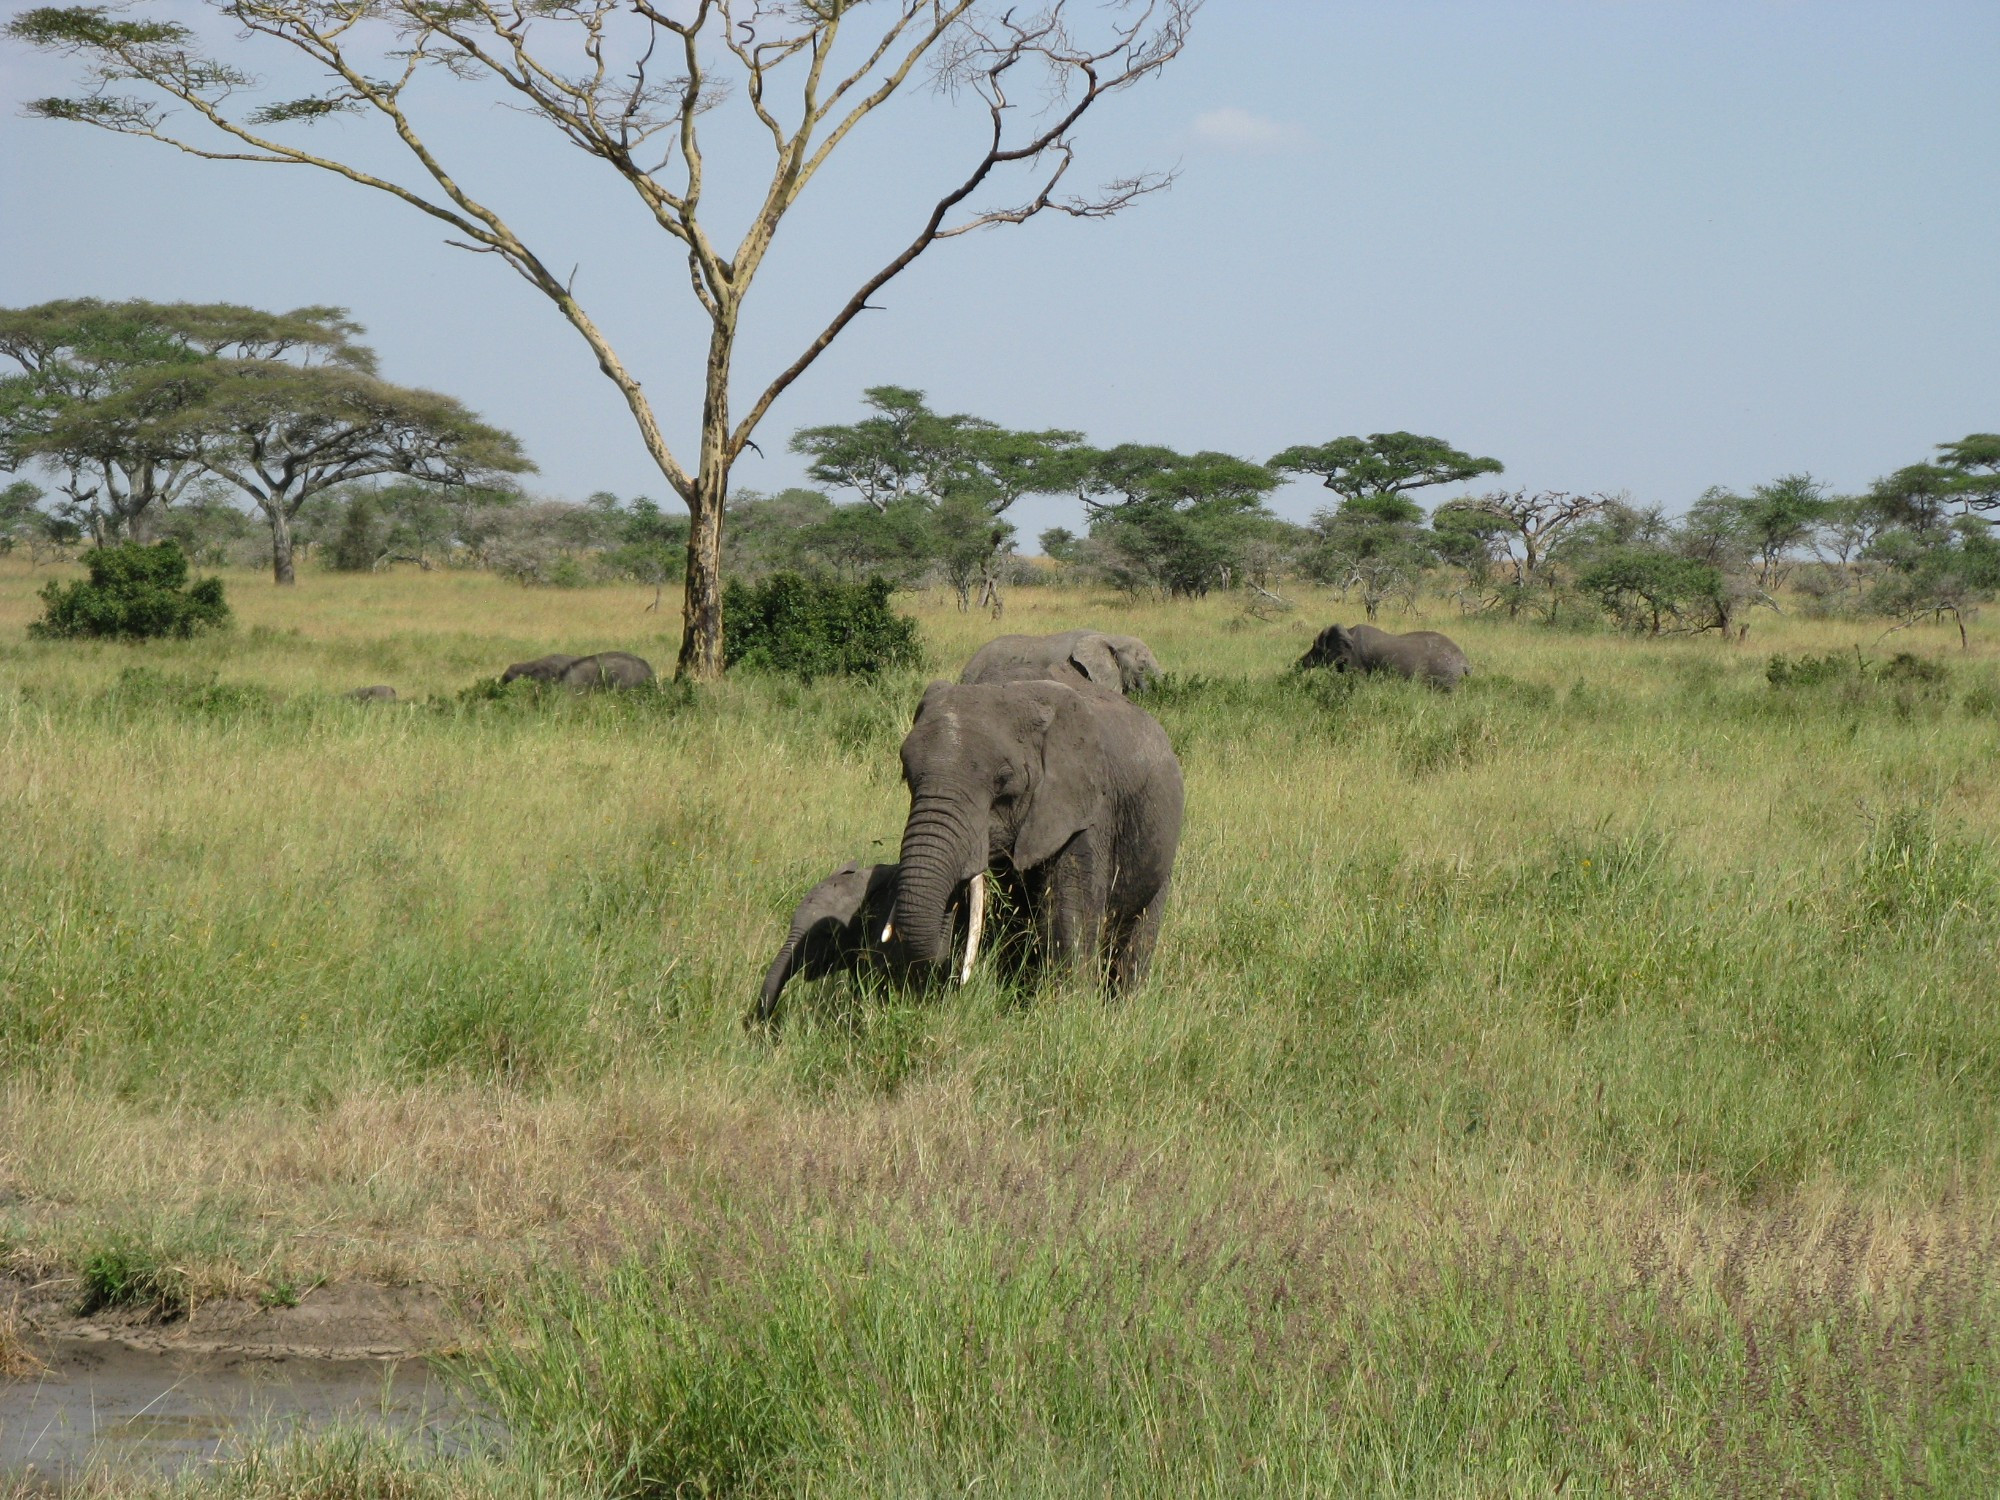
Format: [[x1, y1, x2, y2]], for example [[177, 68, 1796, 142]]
[[10, 0, 1196, 677], [1437, 488, 1612, 591]]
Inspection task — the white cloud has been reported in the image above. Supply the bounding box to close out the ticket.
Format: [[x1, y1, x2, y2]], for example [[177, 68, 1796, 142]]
[[1183, 107, 1307, 154]]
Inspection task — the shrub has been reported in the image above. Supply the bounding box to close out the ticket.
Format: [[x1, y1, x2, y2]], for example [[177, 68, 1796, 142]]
[[29, 541, 230, 640], [326, 494, 387, 572], [1767, 651, 1857, 688], [723, 571, 921, 681]]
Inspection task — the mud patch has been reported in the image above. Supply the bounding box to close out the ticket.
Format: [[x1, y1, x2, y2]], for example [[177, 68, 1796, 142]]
[[1, 1273, 449, 1362]]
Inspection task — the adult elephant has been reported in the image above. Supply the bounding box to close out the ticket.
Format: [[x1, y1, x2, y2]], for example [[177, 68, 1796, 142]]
[[754, 861, 901, 1028], [959, 629, 1164, 697], [891, 679, 1183, 992], [562, 651, 655, 691], [500, 653, 579, 684], [1298, 623, 1469, 690]]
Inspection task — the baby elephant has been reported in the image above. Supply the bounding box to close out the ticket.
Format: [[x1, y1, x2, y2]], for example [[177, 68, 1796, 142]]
[[562, 652, 655, 691], [755, 862, 900, 1027], [500, 653, 579, 685], [1299, 623, 1469, 690], [960, 629, 1163, 697]]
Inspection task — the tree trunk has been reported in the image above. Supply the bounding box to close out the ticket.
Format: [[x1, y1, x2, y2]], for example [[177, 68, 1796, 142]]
[[677, 319, 737, 682], [678, 466, 726, 679], [270, 507, 297, 586]]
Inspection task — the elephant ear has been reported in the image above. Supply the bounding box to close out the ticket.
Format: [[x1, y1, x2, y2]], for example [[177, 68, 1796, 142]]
[[1012, 687, 1107, 871], [1066, 635, 1122, 690]]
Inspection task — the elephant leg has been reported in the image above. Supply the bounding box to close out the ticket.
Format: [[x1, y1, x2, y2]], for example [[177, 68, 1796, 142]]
[[1039, 834, 1112, 977], [1107, 881, 1170, 994]]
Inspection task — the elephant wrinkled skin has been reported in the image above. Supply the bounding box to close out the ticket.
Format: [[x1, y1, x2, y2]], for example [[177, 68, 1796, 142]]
[[1298, 623, 1469, 689], [892, 679, 1183, 993], [754, 861, 900, 1027], [960, 630, 1164, 697]]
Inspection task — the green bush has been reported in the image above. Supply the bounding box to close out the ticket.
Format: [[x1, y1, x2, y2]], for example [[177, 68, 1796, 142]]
[[30, 541, 230, 640], [723, 570, 921, 681], [1767, 650, 1857, 688], [325, 495, 386, 572]]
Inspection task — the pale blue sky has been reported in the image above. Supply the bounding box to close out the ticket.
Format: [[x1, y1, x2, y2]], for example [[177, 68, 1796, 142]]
[[3, 1, 1996, 545]]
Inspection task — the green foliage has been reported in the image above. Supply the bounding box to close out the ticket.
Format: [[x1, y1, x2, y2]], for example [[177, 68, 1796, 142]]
[[789, 386, 1081, 601], [1867, 516, 2000, 623], [722, 571, 921, 681], [1268, 430, 1503, 502], [1767, 650, 1948, 691], [75, 1235, 192, 1317], [1077, 444, 1282, 596], [29, 540, 229, 638], [0, 477, 45, 554], [1577, 546, 1724, 634], [325, 491, 385, 571]]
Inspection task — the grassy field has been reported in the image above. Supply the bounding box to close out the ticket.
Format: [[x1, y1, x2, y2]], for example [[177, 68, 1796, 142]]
[[2, 557, 1999, 1495]]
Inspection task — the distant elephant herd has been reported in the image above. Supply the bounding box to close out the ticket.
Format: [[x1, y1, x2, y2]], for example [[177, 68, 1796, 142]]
[[756, 620, 1468, 1027]]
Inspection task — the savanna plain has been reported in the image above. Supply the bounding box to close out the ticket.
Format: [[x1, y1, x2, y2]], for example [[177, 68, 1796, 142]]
[[2, 559, 1998, 1496]]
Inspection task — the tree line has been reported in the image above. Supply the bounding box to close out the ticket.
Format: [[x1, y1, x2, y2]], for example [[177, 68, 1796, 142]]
[[5, 298, 1994, 638]]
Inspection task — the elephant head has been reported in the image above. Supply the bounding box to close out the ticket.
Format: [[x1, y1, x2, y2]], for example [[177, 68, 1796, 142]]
[[754, 861, 898, 1027], [1068, 633, 1164, 695], [890, 681, 1101, 984], [1297, 624, 1358, 672]]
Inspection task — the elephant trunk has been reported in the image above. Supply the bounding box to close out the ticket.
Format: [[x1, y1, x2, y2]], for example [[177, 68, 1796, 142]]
[[893, 791, 985, 980], [755, 933, 802, 1025]]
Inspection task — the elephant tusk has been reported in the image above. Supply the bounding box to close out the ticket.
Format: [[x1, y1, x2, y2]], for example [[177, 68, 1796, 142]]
[[959, 872, 985, 985], [880, 920, 894, 944]]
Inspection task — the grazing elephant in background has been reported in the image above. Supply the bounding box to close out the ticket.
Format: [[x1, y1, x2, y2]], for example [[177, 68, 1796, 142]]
[[892, 679, 1183, 993], [1298, 623, 1469, 690], [959, 629, 1164, 697], [501, 653, 579, 684], [346, 685, 398, 702], [753, 861, 900, 1028], [562, 652, 655, 691]]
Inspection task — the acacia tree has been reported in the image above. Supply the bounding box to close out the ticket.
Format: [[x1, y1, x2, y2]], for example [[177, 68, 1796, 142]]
[[1936, 434, 2000, 514], [9, 2, 1196, 678], [1077, 445, 1279, 597], [0, 298, 367, 542], [791, 385, 1085, 609], [1268, 432, 1504, 507], [115, 358, 532, 583], [1432, 489, 1609, 595]]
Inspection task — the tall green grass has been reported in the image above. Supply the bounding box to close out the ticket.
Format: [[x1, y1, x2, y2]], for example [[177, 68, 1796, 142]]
[[4, 562, 2000, 1493]]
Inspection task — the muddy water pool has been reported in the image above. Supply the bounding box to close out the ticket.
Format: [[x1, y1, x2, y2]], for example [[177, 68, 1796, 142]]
[[0, 1337, 476, 1483]]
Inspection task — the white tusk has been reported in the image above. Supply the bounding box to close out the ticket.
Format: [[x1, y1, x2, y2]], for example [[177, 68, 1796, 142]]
[[958, 873, 985, 985], [880, 920, 894, 944]]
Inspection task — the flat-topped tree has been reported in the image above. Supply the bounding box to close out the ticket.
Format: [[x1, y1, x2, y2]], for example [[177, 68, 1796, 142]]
[[8, 2, 1197, 679], [791, 386, 1086, 609], [1077, 444, 1281, 597], [1938, 434, 2000, 514], [104, 357, 532, 583], [1268, 432, 1505, 510], [0, 298, 368, 543]]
